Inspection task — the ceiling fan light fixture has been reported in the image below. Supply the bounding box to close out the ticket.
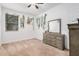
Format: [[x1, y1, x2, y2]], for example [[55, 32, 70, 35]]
[[35, 5, 39, 9], [27, 3, 44, 9], [27, 4, 31, 8]]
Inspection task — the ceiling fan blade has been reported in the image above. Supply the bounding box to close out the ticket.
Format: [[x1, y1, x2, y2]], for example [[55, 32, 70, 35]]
[[28, 4, 31, 8], [35, 5, 39, 9], [37, 3, 44, 4]]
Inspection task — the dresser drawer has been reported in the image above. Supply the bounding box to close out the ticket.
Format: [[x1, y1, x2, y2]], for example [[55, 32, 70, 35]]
[[46, 36, 55, 42], [43, 39, 56, 46], [43, 32, 64, 50], [56, 40, 63, 49]]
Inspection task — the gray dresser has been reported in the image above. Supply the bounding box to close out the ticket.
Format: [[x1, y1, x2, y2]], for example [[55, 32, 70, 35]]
[[68, 19, 79, 56], [43, 32, 65, 50]]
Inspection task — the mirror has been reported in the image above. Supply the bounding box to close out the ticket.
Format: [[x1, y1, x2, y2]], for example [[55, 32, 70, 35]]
[[48, 19, 61, 34]]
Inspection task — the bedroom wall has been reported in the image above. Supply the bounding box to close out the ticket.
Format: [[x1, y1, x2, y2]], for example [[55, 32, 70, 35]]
[[34, 3, 79, 49], [0, 4, 2, 45], [1, 7, 35, 43], [1, 3, 79, 49]]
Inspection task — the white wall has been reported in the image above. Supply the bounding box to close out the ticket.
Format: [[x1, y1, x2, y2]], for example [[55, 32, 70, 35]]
[[0, 4, 1, 44], [34, 3, 79, 49], [1, 7, 35, 43]]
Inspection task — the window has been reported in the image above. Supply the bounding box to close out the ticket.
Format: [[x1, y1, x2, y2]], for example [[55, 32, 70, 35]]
[[6, 13, 18, 31]]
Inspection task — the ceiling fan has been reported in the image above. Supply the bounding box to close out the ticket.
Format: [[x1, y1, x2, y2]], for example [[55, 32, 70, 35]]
[[27, 3, 44, 9]]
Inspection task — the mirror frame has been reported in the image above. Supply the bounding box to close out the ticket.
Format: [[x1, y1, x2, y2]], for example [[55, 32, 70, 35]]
[[48, 19, 61, 34]]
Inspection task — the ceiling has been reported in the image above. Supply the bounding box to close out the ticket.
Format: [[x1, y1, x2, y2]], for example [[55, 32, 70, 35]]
[[0, 3, 60, 16]]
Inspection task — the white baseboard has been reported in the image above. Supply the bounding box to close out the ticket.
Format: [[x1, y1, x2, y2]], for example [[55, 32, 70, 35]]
[[1, 37, 35, 44]]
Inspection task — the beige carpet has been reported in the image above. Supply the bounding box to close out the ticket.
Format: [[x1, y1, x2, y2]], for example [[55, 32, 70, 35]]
[[0, 39, 69, 56]]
